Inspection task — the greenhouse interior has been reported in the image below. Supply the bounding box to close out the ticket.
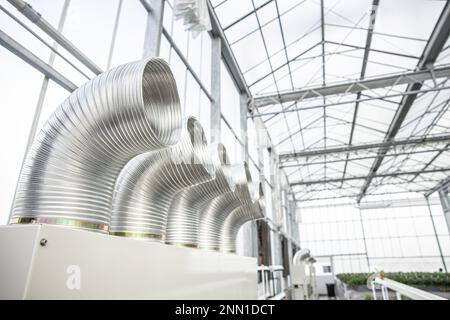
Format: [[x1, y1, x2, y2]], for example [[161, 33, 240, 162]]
[[1, 0, 450, 301]]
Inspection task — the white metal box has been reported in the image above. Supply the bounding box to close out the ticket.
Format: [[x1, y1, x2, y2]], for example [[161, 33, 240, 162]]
[[0, 224, 257, 299]]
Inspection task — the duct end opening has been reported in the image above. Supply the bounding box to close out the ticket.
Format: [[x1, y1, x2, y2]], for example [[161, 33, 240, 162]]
[[211, 142, 236, 192], [186, 117, 215, 178], [141, 58, 182, 147]]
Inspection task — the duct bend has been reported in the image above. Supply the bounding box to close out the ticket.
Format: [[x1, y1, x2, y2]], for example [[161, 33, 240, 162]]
[[10, 58, 182, 232], [198, 162, 257, 251], [110, 116, 215, 241], [165, 142, 235, 247], [293, 248, 311, 265], [220, 183, 266, 253]]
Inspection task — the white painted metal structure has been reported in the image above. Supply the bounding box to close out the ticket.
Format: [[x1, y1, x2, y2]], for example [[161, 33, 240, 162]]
[[290, 249, 318, 300], [0, 224, 257, 300], [257, 265, 286, 300], [369, 274, 447, 300]]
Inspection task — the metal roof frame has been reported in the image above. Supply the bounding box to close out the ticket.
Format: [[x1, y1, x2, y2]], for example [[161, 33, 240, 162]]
[[210, 0, 450, 203]]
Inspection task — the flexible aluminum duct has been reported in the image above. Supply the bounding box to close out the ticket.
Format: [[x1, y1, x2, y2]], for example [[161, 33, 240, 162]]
[[293, 248, 311, 265], [220, 183, 266, 253], [197, 162, 256, 251], [10, 58, 181, 232], [165, 142, 235, 247], [110, 117, 215, 241]]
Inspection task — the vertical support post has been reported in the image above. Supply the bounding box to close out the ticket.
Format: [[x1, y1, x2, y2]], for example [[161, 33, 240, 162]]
[[238, 93, 255, 259], [240, 93, 249, 162], [260, 269, 265, 299], [279, 269, 285, 294], [106, 0, 123, 69], [396, 292, 402, 300], [210, 36, 221, 143], [250, 221, 258, 257], [438, 188, 450, 233], [287, 200, 296, 256], [255, 118, 266, 184], [142, 0, 164, 58], [8, 0, 71, 222], [330, 255, 337, 294], [270, 269, 275, 297], [242, 222, 257, 257], [271, 152, 282, 224], [258, 269, 262, 299], [286, 198, 296, 288], [264, 269, 268, 299], [291, 196, 300, 245], [358, 208, 371, 272], [371, 281, 377, 300], [425, 196, 448, 272], [383, 286, 389, 300]]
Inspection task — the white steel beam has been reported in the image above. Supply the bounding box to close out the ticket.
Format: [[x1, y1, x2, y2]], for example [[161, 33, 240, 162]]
[[253, 65, 450, 107]]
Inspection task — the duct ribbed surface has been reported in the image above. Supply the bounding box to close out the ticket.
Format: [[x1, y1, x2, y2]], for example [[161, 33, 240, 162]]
[[165, 143, 235, 247], [220, 183, 266, 253], [10, 58, 182, 231], [110, 117, 215, 241], [197, 162, 256, 251]]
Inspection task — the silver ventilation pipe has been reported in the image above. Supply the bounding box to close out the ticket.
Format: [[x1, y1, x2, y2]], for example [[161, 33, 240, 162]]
[[110, 117, 215, 241], [220, 183, 266, 253], [165, 142, 235, 247], [197, 162, 256, 251], [10, 58, 181, 232], [293, 248, 311, 265]]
